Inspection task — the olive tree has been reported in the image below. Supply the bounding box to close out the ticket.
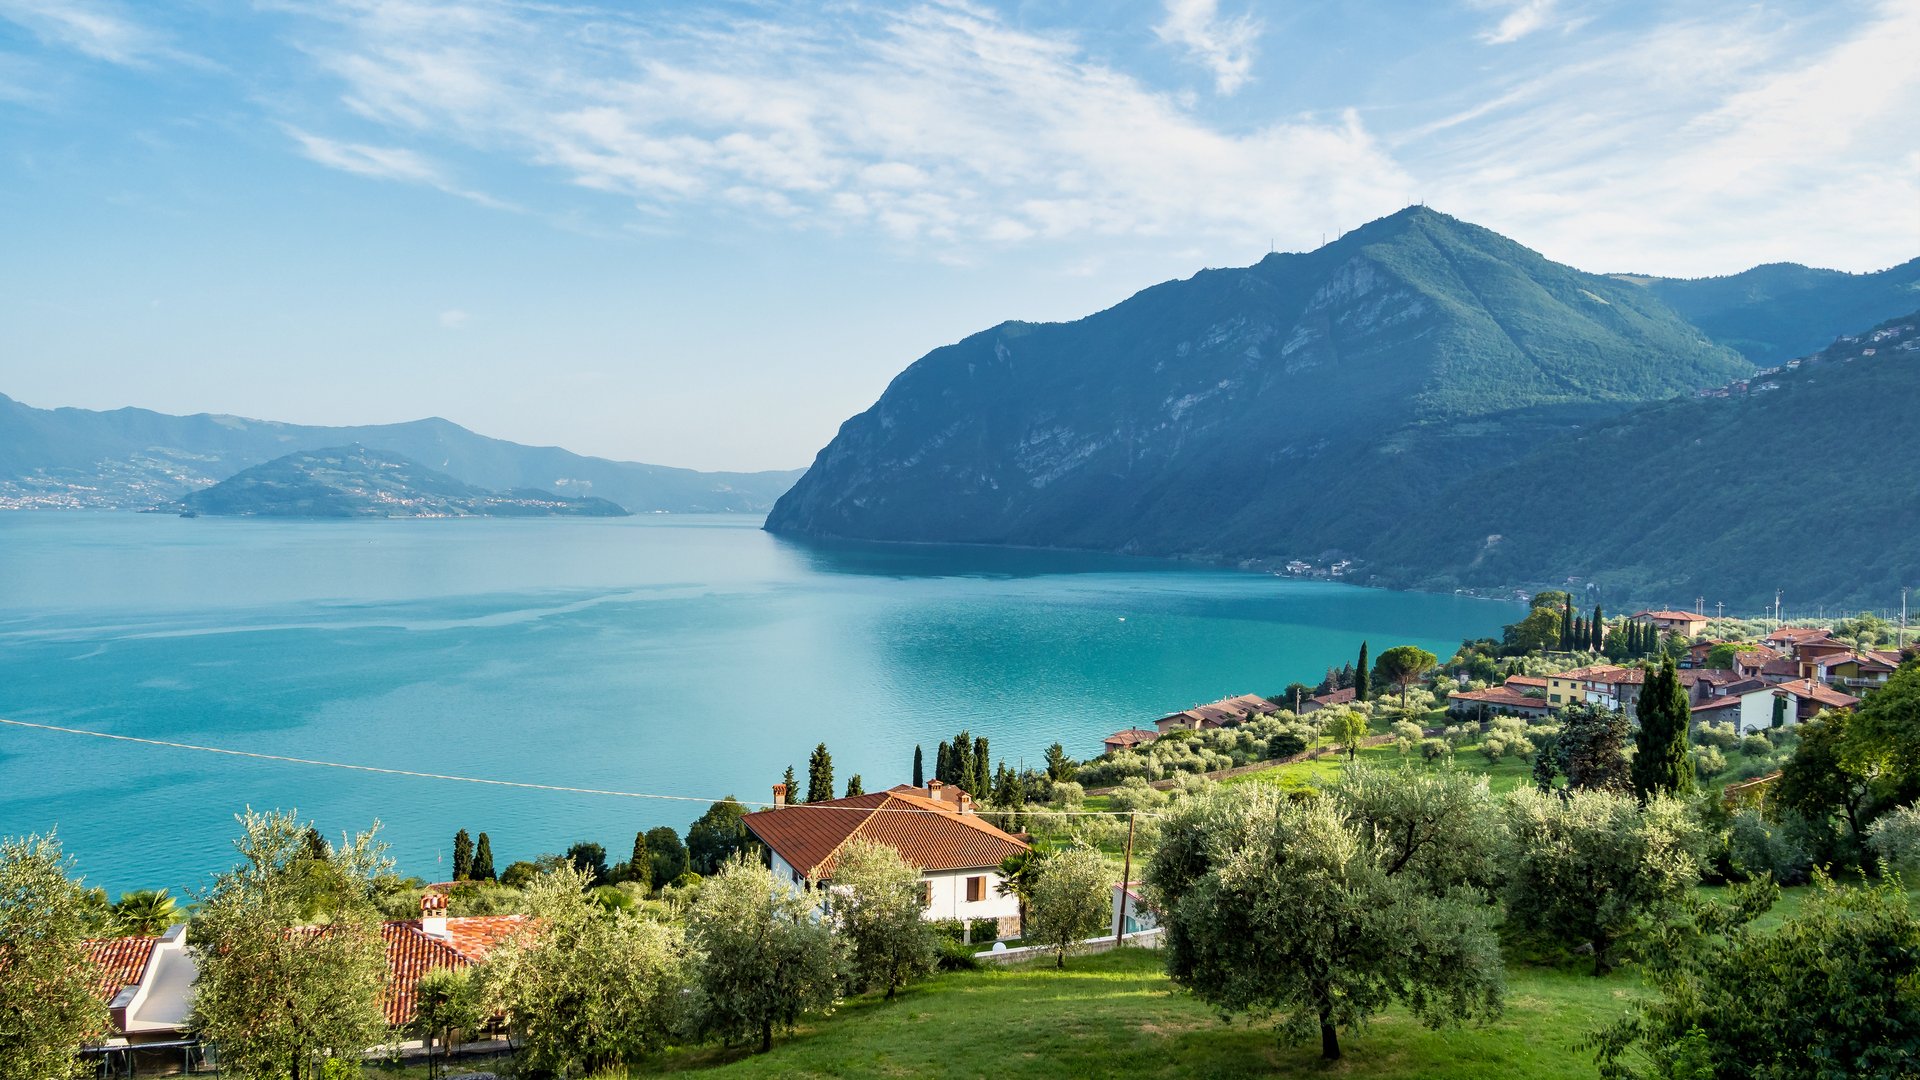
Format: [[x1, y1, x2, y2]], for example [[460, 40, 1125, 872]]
[[1330, 765, 1503, 892], [189, 809, 392, 1079], [1592, 877, 1920, 1079], [1147, 785, 1504, 1060], [1323, 706, 1371, 761], [0, 832, 110, 1080], [479, 863, 689, 1074], [1502, 787, 1702, 975], [1024, 846, 1111, 969], [411, 968, 484, 1069], [827, 839, 937, 998], [688, 855, 844, 1053]]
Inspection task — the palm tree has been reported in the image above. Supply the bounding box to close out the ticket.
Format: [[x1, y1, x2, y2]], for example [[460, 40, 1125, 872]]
[[111, 888, 179, 936]]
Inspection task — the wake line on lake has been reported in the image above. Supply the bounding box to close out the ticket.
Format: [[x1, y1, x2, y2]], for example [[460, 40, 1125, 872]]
[[0, 716, 1156, 817]]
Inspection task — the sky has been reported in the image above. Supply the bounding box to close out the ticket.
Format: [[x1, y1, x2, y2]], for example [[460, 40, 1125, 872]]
[[2, 0, 1917, 472]]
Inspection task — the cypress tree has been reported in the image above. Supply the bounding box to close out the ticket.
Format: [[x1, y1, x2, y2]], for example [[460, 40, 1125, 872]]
[[1354, 642, 1371, 701], [844, 774, 864, 797], [912, 745, 924, 788], [972, 736, 990, 796], [629, 831, 651, 891], [782, 764, 798, 802], [807, 742, 834, 803], [1592, 605, 1604, 650], [950, 731, 973, 792], [452, 829, 473, 881], [1631, 656, 1696, 800], [471, 832, 495, 882], [1573, 617, 1586, 652], [935, 741, 950, 785]]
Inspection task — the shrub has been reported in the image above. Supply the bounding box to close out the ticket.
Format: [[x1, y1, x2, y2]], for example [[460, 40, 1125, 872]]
[[935, 938, 981, 971], [499, 861, 541, 890], [1106, 777, 1169, 814], [1392, 720, 1425, 754], [1739, 734, 1773, 758], [1694, 722, 1739, 751], [1868, 804, 1920, 873], [1694, 745, 1728, 780], [1422, 738, 1453, 763], [1048, 781, 1085, 808], [968, 917, 1001, 944], [1726, 808, 1813, 885]]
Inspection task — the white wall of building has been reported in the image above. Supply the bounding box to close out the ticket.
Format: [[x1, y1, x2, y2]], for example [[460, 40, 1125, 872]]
[[768, 850, 1018, 934]]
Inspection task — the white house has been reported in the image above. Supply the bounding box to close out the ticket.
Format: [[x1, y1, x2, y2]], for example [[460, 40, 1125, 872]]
[[743, 780, 1031, 939]]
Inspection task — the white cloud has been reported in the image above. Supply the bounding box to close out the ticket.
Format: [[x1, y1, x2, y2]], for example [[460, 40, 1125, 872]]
[[1475, 0, 1559, 45], [438, 308, 469, 328], [1418, 0, 1920, 273], [1153, 0, 1261, 94], [287, 127, 513, 210], [277, 1, 1404, 253], [0, 0, 192, 66]]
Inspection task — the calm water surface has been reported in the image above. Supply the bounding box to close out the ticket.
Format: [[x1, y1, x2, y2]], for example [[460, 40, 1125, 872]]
[[0, 513, 1512, 892]]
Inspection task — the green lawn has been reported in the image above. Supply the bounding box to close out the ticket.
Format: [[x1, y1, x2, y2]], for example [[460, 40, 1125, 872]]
[[629, 948, 1641, 1079], [1223, 743, 1538, 794]]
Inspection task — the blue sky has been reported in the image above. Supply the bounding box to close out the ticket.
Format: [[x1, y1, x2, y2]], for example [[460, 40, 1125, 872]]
[[2, 0, 1916, 471]]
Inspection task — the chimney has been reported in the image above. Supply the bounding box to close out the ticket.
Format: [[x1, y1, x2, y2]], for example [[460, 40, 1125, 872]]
[[956, 791, 973, 815], [419, 891, 449, 939], [927, 779, 944, 802], [772, 783, 788, 808]]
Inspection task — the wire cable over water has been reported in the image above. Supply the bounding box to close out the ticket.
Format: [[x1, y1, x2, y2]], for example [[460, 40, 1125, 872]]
[[0, 716, 1158, 816]]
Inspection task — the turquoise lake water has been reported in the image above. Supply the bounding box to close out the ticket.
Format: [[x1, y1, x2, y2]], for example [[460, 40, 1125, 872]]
[[0, 513, 1512, 894]]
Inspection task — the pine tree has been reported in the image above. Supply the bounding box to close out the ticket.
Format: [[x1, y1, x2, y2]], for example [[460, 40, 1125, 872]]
[[1592, 605, 1604, 650], [912, 745, 924, 788], [629, 831, 651, 891], [1354, 642, 1371, 702], [452, 829, 473, 881], [472, 833, 495, 882], [935, 741, 951, 785], [1632, 656, 1696, 800], [972, 736, 990, 796], [807, 743, 834, 803], [844, 774, 864, 797], [950, 731, 973, 792], [782, 764, 798, 802]]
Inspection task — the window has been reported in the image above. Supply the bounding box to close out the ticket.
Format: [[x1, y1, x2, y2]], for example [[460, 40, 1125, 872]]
[[966, 875, 986, 903], [918, 881, 932, 909]]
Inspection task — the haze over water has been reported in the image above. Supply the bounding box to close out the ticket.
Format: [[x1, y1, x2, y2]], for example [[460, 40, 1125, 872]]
[[0, 513, 1509, 893]]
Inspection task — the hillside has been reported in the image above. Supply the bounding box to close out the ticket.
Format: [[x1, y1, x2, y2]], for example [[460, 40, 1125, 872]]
[[1633, 257, 1920, 365], [0, 395, 802, 513], [178, 445, 631, 518], [767, 207, 1748, 559], [1365, 312, 1920, 608]]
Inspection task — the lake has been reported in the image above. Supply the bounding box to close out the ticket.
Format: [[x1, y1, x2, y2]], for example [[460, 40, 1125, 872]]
[[0, 513, 1511, 893]]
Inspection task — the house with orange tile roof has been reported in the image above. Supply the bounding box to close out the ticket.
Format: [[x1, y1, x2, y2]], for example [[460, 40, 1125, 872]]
[[1633, 610, 1709, 637], [743, 780, 1031, 939], [80, 897, 530, 1067], [1102, 727, 1160, 753], [1447, 684, 1553, 721], [1152, 692, 1285, 732]]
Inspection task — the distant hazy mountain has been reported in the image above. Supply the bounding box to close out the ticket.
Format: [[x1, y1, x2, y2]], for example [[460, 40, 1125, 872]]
[[1630, 257, 1920, 365], [0, 396, 801, 512], [1364, 311, 1920, 608], [179, 445, 631, 518], [767, 207, 1750, 560]]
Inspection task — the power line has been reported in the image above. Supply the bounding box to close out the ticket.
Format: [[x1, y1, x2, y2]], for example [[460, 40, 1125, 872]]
[[0, 717, 1154, 817]]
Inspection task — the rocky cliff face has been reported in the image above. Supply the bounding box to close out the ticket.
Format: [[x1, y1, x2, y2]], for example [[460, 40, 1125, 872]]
[[766, 207, 1748, 560]]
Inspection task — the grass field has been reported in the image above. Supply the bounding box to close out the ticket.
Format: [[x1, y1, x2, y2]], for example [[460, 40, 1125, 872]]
[[1221, 742, 1539, 795], [626, 948, 1641, 1079]]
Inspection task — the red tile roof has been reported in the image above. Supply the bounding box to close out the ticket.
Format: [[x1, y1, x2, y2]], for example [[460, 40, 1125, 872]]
[[1691, 696, 1741, 713], [1765, 627, 1832, 644], [1775, 679, 1860, 710], [1103, 728, 1159, 748], [1504, 675, 1549, 690], [1451, 686, 1551, 709], [1160, 693, 1282, 727], [744, 785, 1029, 880], [1635, 610, 1707, 622], [83, 936, 158, 1004], [381, 915, 528, 1027], [1306, 688, 1357, 707]]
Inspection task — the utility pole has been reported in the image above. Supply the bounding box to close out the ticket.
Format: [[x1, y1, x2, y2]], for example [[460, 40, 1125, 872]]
[[1696, 596, 1705, 615], [1716, 602, 1724, 620], [1903, 587, 1909, 650], [1114, 812, 1137, 948], [1775, 590, 1783, 625]]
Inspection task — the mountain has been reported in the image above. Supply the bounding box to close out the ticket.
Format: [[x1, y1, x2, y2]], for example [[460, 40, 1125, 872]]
[[767, 207, 1750, 560], [1363, 311, 1920, 609], [0, 396, 801, 513], [1628, 257, 1920, 365], [179, 445, 631, 518]]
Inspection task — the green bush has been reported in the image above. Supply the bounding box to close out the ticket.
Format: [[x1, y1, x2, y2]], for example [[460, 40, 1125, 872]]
[[1868, 804, 1920, 873], [1739, 734, 1773, 758], [935, 938, 981, 971], [968, 918, 1001, 943]]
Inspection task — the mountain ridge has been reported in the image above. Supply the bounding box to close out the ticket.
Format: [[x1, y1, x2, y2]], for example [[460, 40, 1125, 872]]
[[179, 444, 633, 518], [0, 395, 802, 513]]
